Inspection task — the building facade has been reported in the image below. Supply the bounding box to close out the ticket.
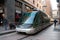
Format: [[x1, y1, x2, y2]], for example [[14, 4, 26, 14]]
[[41, 0, 52, 18], [52, 10, 59, 19], [0, 0, 42, 24], [57, 0, 60, 23], [0, 0, 15, 24], [0, 0, 52, 25], [46, 0, 52, 17]]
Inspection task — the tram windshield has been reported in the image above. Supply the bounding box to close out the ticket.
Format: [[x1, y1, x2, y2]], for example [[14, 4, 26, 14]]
[[22, 11, 38, 25]]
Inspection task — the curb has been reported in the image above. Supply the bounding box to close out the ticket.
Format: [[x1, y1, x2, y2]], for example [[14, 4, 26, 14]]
[[0, 30, 16, 36]]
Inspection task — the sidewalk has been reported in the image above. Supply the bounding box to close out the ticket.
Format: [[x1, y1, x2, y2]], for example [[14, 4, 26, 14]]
[[0, 30, 15, 35], [0, 26, 5, 32], [0, 25, 15, 35], [54, 24, 60, 30], [0, 25, 10, 32]]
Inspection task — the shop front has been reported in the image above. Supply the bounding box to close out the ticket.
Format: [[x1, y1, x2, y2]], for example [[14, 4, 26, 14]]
[[0, 7, 4, 25], [15, 1, 22, 25], [15, 9, 22, 25], [0, 0, 4, 25]]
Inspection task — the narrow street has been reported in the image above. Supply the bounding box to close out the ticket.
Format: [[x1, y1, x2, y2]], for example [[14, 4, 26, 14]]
[[0, 0, 59, 40], [0, 24, 60, 40], [22, 24, 60, 40]]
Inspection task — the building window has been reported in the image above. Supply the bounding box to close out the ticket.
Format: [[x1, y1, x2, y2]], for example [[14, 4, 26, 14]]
[[15, 1, 22, 8], [42, 0, 46, 5], [15, 1, 22, 14], [40, 6, 41, 9], [37, 4, 38, 7], [33, 0, 35, 4], [15, 1, 19, 7]]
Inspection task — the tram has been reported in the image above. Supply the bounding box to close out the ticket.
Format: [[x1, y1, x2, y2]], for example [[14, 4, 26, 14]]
[[16, 10, 50, 34]]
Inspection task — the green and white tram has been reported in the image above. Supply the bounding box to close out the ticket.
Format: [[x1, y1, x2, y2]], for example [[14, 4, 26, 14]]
[[16, 10, 50, 34]]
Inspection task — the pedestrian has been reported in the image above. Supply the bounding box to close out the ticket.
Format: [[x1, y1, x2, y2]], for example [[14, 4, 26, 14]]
[[15, 14, 20, 25], [3, 18, 8, 30], [16, 14, 20, 22], [54, 19, 58, 27], [9, 23, 15, 29]]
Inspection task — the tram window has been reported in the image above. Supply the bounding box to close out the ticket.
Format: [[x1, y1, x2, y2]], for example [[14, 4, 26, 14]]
[[20, 12, 31, 24], [33, 12, 43, 27], [41, 12, 50, 24]]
